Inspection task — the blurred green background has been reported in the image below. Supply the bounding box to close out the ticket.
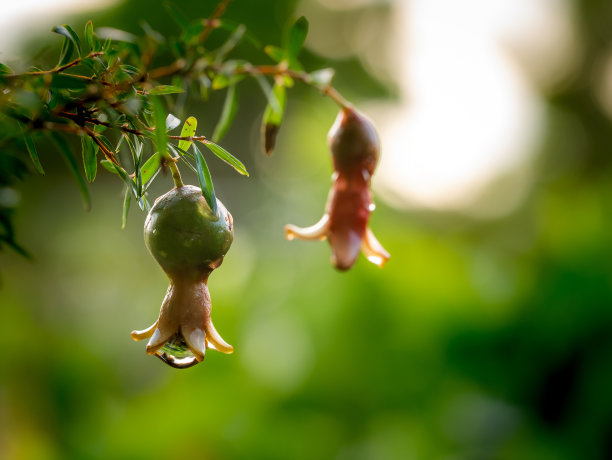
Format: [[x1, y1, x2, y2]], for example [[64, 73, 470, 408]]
[[2, 0, 612, 459]]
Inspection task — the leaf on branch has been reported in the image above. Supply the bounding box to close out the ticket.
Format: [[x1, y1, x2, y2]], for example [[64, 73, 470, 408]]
[[261, 82, 286, 155], [0, 62, 13, 76], [201, 140, 249, 177], [212, 84, 238, 143], [57, 37, 75, 67], [193, 144, 217, 214], [149, 85, 185, 95], [178, 116, 197, 153], [163, 1, 189, 30], [140, 152, 161, 185], [215, 24, 246, 63], [100, 159, 119, 174], [264, 45, 285, 63], [53, 24, 81, 59], [121, 186, 131, 229], [23, 133, 44, 175], [85, 20, 96, 51], [81, 135, 98, 182], [151, 96, 169, 159], [285, 16, 308, 68], [49, 132, 91, 210]]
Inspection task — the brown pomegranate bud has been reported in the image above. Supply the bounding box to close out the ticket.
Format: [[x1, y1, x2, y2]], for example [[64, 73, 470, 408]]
[[285, 107, 390, 271], [131, 185, 234, 368]]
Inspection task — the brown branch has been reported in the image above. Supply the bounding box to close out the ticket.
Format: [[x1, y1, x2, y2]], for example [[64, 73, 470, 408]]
[[12, 52, 104, 78], [199, 0, 233, 44]]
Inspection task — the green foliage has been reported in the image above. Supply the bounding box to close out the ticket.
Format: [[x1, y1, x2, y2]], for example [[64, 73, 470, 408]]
[[0, 4, 352, 249]]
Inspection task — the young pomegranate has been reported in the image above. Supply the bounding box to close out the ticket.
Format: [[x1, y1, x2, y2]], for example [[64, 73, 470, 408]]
[[131, 185, 234, 368], [285, 106, 390, 271]]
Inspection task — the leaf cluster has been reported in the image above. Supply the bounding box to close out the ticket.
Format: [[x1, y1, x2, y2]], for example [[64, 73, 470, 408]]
[[0, 2, 344, 252]]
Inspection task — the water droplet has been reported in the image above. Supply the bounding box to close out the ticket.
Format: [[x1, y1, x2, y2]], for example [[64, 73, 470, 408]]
[[155, 333, 200, 369], [368, 203, 376, 211]]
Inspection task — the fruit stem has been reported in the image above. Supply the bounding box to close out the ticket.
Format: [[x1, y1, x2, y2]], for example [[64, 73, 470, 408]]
[[168, 160, 184, 188]]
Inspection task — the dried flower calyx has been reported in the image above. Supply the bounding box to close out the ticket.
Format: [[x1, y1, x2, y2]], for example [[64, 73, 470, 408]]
[[131, 185, 234, 369], [285, 106, 390, 271]]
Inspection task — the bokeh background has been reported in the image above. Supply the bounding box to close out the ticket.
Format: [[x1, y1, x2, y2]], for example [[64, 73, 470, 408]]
[[2, 0, 612, 459]]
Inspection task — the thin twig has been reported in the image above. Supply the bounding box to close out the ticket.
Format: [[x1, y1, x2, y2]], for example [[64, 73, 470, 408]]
[[199, 0, 233, 44]]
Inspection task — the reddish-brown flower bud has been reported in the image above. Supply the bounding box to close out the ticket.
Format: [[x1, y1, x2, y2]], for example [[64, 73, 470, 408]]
[[285, 107, 390, 271]]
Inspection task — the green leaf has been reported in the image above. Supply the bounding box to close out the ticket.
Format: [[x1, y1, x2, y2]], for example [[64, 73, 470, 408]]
[[264, 45, 285, 63], [212, 84, 238, 143], [85, 20, 95, 51], [100, 159, 119, 174], [57, 37, 75, 67], [0, 63, 13, 76], [24, 133, 44, 175], [140, 152, 161, 184], [81, 135, 98, 182], [151, 96, 169, 159], [149, 85, 184, 95], [121, 186, 131, 229], [214, 24, 246, 63], [193, 144, 217, 214], [201, 140, 249, 176], [53, 25, 81, 58], [178, 116, 197, 153], [64, 24, 82, 56], [286, 17, 308, 62], [163, 1, 188, 30], [49, 132, 90, 210], [262, 82, 286, 155], [211, 74, 231, 90]]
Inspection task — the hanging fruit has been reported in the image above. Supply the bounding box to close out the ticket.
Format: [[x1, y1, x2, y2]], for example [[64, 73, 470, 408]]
[[131, 185, 234, 369], [285, 106, 390, 271]]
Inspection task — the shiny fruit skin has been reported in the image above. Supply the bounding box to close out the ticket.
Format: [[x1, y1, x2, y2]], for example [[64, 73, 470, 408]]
[[144, 185, 233, 279]]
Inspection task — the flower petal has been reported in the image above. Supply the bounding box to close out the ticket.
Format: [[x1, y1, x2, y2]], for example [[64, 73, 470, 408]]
[[285, 214, 329, 241], [361, 227, 390, 267], [145, 327, 174, 355], [329, 228, 363, 271], [205, 316, 234, 354], [182, 326, 206, 361], [131, 321, 158, 341]]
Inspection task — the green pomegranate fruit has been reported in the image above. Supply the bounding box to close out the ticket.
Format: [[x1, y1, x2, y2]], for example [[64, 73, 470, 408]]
[[131, 185, 234, 369]]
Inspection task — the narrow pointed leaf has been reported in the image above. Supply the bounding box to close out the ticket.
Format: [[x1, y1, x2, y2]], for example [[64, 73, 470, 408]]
[[264, 45, 285, 63], [85, 20, 95, 50], [151, 96, 169, 159], [262, 83, 286, 155], [57, 37, 75, 67], [149, 85, 184, 95], [141, 152, 161, 184], [212, 84, 238, 143], [49, 132, 90, 210], [193, 144, 217, 214], [53, 25, 81, 57], [24, 134, 44, 174], [286, 17, 308, 61], [81, 135, 98, 182], [201, 141, 248, 176], [101, 159, 119, 174], [0, 63, 13, 76], [121, 186, 131, 229], [178, 116, 197, 153]]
